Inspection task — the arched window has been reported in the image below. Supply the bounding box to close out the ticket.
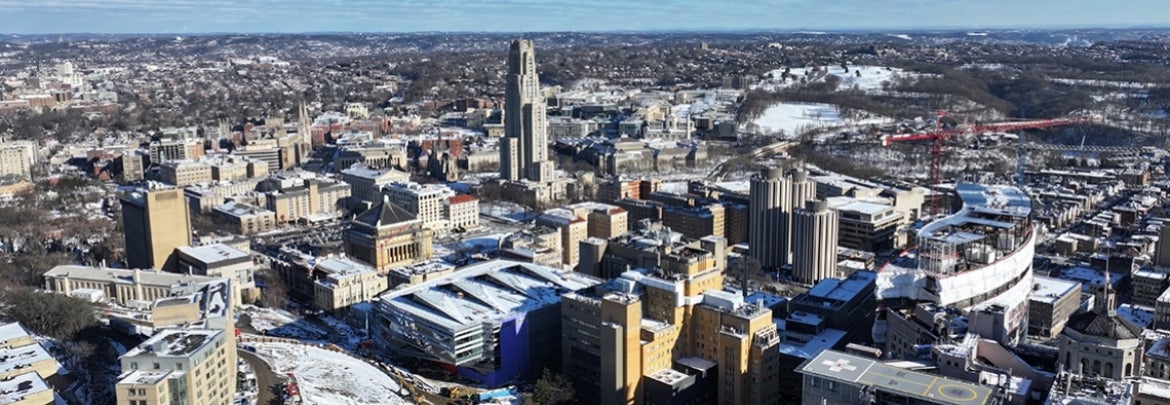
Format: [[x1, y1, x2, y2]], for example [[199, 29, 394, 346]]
[[1105, 362, 1114, 377], [1081, 359, 1089, 374], [1092, 360, 1102, 376], [1126, 363, 1133, 376]]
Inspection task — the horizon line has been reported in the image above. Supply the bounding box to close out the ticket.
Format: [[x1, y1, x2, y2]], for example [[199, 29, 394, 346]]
[[5, 24, 1170, 37]]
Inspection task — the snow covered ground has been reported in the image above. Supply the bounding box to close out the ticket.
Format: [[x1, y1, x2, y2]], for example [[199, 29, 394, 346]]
[[251, 342, 411, 405], [756, 65, 914, 94], [244, 306, 329, 340], [753, 103, 843, 136], [751, 102, 893, 138]]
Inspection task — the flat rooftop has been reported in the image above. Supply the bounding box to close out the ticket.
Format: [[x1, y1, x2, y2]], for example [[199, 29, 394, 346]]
[[177, 243, 250, 266], [0, 371, 51, 404], [803, 270, 876, 305], [124, 329, 221, 359], [1030, 275, 1081, 305], [44, 265, 220, 286], [800, 350, 993, 405], [117, 370, 174, 386], [316, 257, 378, 285], [0, 322, 31, 345], [0, 341, 53, 375]]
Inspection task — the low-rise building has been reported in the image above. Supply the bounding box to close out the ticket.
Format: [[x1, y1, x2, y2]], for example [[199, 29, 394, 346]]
[[313, 257, 388, 314], [799, 350, 995, 405], [159, 160, 212, 186], [339, 163, 410, 204], [342, 198, 434, 273], [43, 265, 224, 306], [371, 260, 601, 387], [212, 201, 277, 235], [447, 194, 480, 231], [387, 260, 456, 287], [174, 243, 258, 306]]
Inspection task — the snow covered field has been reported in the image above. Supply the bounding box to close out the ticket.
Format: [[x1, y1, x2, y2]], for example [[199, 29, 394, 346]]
[[251, 342, 410, 405], [753, 103, 842, 136], [756, 65, 913, 94]]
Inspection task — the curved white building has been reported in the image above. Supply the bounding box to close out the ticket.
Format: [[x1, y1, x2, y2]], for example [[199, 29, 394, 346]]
[[877, 183, 1035, 346]]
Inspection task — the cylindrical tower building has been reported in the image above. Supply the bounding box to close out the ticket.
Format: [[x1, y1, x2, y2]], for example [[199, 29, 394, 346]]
[[793, 199, 839, 284]]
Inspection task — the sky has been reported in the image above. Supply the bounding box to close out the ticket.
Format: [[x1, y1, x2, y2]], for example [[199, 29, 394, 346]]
[[0, 0, 1168, 34]]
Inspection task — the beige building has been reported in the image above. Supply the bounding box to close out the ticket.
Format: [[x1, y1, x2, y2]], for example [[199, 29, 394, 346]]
[[263, 177, 350, 224], [339, 163, 410, 204], [159, 160, 212, 186], [313, 257, 388, 314], [562, 250, 776, 405], [383, 181, 453, 230], [0, 323, 56, 405], [446, 194, 479, 230], [501, 226, 563, 267], [43, 265, 224, 306], [343, 198, 434, 273], [150, 140, 204, 164], [830, 199, 905, 253], [122, 187, 192, 270], [174, 243, 257, 307], [0, 140, 36, 179], [1058, 286, 1142, 379], [0, 322, 58, 381], [213, 201, 277, 235], [116, 329, 235, 405], [209, 159, 248, 182], [568, 202, 629, 240], [792, 200, 840, 284], [246, 159, 269, 178], [536, 208, 588, 266]]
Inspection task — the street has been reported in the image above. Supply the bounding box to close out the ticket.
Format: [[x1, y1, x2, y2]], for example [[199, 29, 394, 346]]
[[239, 349, 285, 405]]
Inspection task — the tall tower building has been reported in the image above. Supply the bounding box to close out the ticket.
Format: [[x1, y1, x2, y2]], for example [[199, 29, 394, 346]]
[[500, 39, 554, 183], [748, 167, 816, 269], [792, 199, 839, 284], [121, 187, 192, 270]]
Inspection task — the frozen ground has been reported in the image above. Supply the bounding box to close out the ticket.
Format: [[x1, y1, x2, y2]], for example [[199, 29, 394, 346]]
[[756, 65, 914, 94], [251, 342, 410, 405]]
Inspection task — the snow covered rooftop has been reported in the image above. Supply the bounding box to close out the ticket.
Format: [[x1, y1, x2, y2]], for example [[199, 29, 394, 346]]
[[0, 322, 31, 345], [379, 260, 601, 333], [1030, 276, 1080, 305], [176, 243, 249, 266], [0, 371, 50, 404], [0, 340, 53, 375], [804, 270, 876, 306], [117, 370, 174, 386], [123, 329, 222, 359]]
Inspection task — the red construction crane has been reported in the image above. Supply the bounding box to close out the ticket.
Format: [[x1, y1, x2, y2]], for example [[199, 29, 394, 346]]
[[881, 111, 1093, 216]]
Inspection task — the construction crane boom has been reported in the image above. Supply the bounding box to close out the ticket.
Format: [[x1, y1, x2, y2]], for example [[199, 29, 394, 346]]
[[881, 112, 1093, 216]]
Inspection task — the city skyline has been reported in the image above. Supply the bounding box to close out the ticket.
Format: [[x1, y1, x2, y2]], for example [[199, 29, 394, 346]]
[[1, 0, 1168, 34]]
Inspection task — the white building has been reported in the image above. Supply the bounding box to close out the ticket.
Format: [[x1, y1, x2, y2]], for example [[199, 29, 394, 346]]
[[383, 181, 454, 230], [877, 183, 1035, 347]]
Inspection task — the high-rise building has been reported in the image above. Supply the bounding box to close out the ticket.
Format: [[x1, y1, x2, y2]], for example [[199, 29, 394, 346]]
[[122, 187, 192, 270], [793, 200, 840, 284], [500, 39, 554, 183], [749, 168, 815, 269]]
